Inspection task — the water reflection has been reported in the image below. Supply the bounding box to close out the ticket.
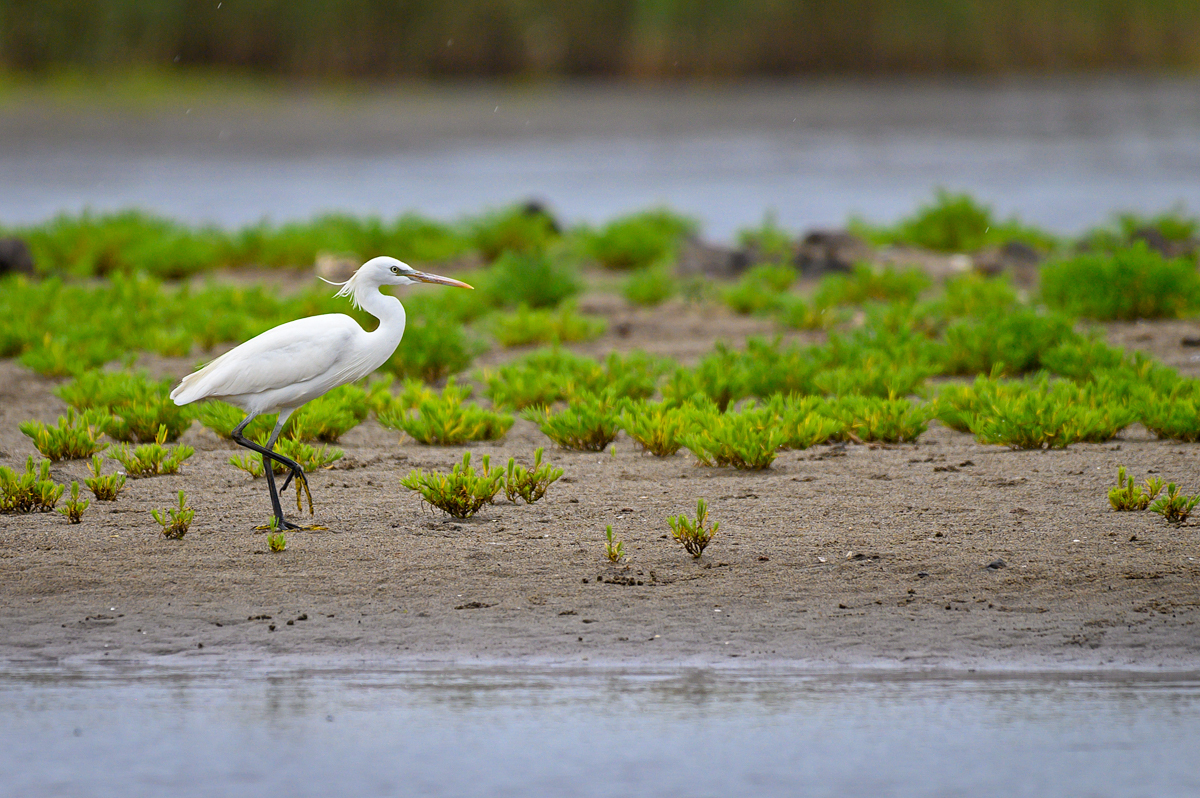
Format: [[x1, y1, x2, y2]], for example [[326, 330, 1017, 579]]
[[2, 665, 1198, 797]]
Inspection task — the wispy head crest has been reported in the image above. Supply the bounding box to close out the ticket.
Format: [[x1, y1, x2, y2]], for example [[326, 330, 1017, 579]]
[[319, 273, 364, 310]]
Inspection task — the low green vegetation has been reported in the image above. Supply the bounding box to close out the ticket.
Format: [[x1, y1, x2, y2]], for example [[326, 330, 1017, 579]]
[[378, 381, 513, 445], [851, 190, 1057, 253], [468, 205, 559, 261], [57, 482, 89, 523], [1109, 467, 1165, 511], [267, 531, 287, 552], [604, 525, 625, 563], [479, 250, 581, 309], [523, 393, 621, 451], [584, 209, 695, 271], [400, 452, 504, 518], [0, 457, 63, 513], [622, 264, 677, 307], [85, 454, 126, 501], [1149, 484, 1200, 524], [287, 384, 369, 442], [1040, 243, 1200, 320], [618, 400, 690, 456], [112, 426, 195, 477], [20, 409, 110, 461], [490, 303, 607, 348], [152, 490, 194, 539], [229, 436, 343, 478], [56, 370, 192, 442], [503, 448, 563, 504], [668, 498, 719, 558], [680, 404, 786, 470]]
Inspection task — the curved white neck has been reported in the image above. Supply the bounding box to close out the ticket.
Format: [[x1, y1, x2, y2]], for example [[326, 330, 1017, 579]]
[[358, 285, 407, 344]]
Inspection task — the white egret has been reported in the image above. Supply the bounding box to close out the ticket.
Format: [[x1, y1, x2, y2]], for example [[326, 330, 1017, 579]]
[[170, 256, 472, 530]]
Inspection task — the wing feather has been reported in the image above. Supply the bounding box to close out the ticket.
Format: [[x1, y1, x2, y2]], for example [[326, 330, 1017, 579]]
[[170, 315, 362, 405]]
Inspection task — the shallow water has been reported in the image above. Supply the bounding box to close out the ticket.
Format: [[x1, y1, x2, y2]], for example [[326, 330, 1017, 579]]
[[3, 665, 1198, 797], [3, 78, 1199, 237]]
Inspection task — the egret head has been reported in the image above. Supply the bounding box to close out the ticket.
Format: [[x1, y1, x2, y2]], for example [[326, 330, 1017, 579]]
[[366, 256, 474, 289], [324, 256, 473, 308]]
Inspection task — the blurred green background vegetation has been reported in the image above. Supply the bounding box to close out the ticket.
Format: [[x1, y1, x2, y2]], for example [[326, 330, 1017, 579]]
[[1, 0, 1198, 77]]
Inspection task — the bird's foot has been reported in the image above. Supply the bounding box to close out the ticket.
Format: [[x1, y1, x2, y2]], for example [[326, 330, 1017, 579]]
[[280, 469, 314, 516], [255, 517, 305, 532]]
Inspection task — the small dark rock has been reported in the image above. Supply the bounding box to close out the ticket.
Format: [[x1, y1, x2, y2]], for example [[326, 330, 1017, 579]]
[[973, 240, 1040, 284], [454, 601, 494, 610], [1181, 337, 1200, 348], [986, 559, 1007, 570], [0, 238, 35, 277], [519, 199, 561, 233], [676, 236, 748, 278], [917, 572, 930, 578], [795, 230, 871, 276]]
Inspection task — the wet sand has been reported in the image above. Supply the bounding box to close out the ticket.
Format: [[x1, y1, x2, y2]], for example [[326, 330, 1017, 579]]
[[1, 301, 1199, 670]]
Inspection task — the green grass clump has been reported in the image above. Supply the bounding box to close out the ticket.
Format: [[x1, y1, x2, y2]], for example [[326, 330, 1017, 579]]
[[618, 400, 691, 456], [851, 190, 1056, 253], [478, 250, 581, 309], [286, 384, 369, 442], [722, 263, 796, 315], [0, 457, 63, 513], [622, 264, 677, 307], [229, 436, 343, 478], [468, 204, 559, 261], [1141, 395, 1200, 443], [1040, 242, 1200, 321], [19, 409, 111, 461], [152, 491, 194, 539], [1040, 338, 1128, 382], [400, 452, 504, 518], [825, 396, 932, 443], [491, 303, 607, 347], [737, 215, 796, 262], [1149, 483, 1200, 524], [523, 393, 621, 452], [85, 455, 126, 501], [940, 309, 1078, 376], [484, 349, 666, 410], [680, 405, 786, 469], [267, 531, 287, 552], [503, 448, 564, 504], [57, 482, 90, 523], [933, 273, 1021, 319], [56, 370, 192, 443], [196, 402, 276, 441], [668, 498, 719, 558], [813, 264, 931, 308], [112, 426, 195, 477], [770, 397, 844, 449], [378, 382, 513, 445], [604, 525, 625, 563], [1081, 208, 1199, 252], [812, 360, 934, 398], [968, 386, 1134, 449], [584, 209, 696, 270], [1109, 467, 1165, 511], [382, 315, 484, 383]]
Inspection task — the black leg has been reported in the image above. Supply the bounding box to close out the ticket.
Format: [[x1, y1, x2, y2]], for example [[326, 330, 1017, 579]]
[[231, 413, 312, 529]]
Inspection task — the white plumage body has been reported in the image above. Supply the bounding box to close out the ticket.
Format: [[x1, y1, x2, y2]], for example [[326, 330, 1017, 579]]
[[169, 310, 403, 415]]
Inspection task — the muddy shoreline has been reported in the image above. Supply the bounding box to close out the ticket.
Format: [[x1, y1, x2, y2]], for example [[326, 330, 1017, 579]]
[[2, 307, 1199, 671]]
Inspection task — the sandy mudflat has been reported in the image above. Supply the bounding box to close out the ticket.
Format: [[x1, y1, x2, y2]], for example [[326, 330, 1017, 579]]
[[2, 298, 1199, 671]]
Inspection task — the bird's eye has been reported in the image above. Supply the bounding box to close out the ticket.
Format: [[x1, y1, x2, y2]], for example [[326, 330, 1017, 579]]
[[391, 265, 401, 275]]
